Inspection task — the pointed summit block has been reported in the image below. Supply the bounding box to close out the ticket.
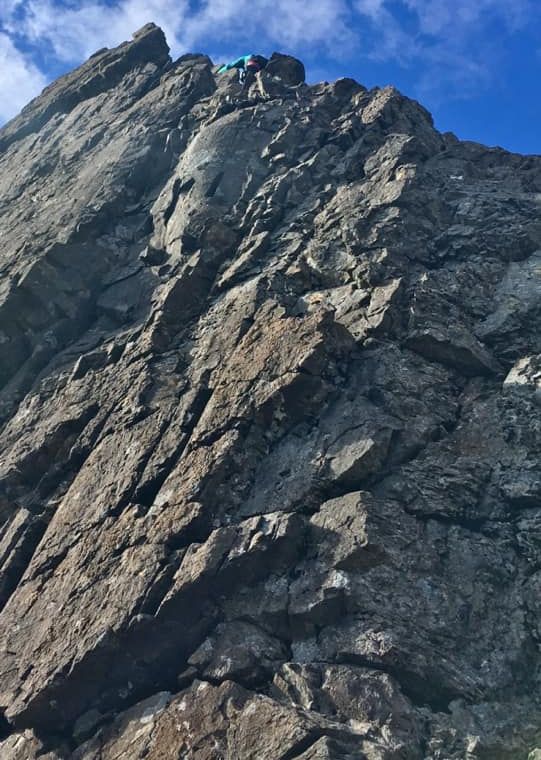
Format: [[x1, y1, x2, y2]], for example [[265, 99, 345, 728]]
[[265, 52, 305, 85], [0, 24, 170, 152]]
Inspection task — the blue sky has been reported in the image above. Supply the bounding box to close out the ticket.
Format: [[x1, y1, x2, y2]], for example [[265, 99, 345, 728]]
[[0, 0, 539, 154]]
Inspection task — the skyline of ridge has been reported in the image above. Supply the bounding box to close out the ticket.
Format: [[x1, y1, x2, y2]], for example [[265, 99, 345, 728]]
[[0, 0, 540, 155]]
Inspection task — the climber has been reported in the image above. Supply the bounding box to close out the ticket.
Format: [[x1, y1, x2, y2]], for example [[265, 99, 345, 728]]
[[218, 54, 268, 96]]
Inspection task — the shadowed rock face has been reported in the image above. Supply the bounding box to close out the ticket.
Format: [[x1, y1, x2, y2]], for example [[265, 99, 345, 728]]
[[0, 21, 541, 760]]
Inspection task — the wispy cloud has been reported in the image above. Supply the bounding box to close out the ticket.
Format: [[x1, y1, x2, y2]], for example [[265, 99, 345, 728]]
[[0, 30, 47, 121], [5, 0, 187, 61], [354, 0, 538, 99], [354, 0, 415, 60], [405, 0, 531, 35], [179, 0, 356, 56]]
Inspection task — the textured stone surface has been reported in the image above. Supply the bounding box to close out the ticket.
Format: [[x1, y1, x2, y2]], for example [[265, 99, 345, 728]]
[[1, 21, 541, 759]]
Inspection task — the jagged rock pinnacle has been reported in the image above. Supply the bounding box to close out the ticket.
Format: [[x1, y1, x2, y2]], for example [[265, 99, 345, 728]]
[[0, 25, 540, 760]]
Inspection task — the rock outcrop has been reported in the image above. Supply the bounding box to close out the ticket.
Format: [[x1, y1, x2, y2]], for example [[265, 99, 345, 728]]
[[1, 22, 541, 759]]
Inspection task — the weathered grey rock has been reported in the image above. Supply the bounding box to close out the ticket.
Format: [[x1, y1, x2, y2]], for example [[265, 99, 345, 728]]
[[0, 22, 541, 760], [188, 621, 288, 684], [265, 52, 306, 86]]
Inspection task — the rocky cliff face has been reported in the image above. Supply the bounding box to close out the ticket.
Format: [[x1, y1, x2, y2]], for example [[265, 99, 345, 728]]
[[0, 22, 541, 759]]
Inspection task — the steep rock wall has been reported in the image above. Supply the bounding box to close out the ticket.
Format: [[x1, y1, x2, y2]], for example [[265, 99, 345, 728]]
[[0, 23, 541, 759]]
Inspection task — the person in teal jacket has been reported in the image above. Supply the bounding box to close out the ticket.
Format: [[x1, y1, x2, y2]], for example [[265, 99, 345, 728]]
[[218, 54, 268, 87]]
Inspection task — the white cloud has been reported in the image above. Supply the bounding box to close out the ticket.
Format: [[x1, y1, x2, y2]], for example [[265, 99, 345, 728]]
[[354, 0, 539, 99], [0, 31, 47, 121], [0, 0, 24, 14], [404, 0, 532, 36], [9, 0, 188, 61], [355, 0, 535, 50], [354, 0, 416, 60], [179, 0, 356, 56]]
